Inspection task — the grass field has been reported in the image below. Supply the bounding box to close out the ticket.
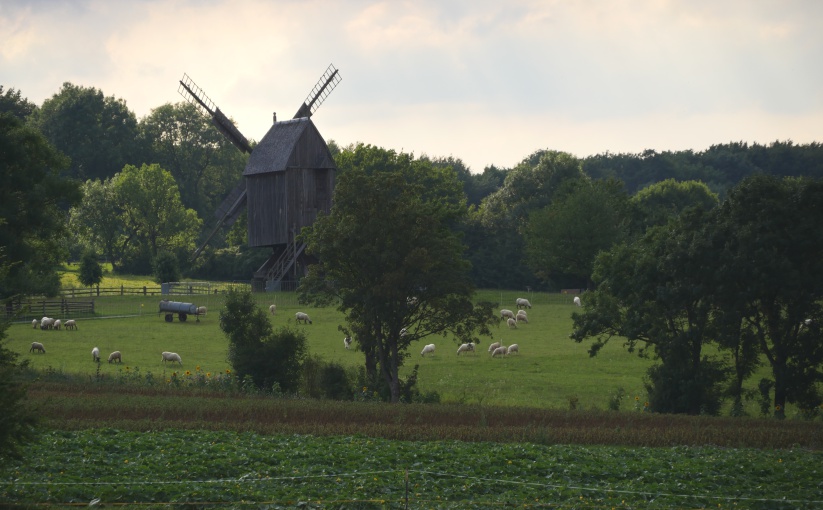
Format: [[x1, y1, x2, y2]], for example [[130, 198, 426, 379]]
[[8, 288, 786, 415]]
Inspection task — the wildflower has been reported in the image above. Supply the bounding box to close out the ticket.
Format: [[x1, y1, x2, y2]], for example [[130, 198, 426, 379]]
[[196, 365, 201, 372], [207, 372, 211, 378], [363, 386, 368, 392], [125, 366, 130, 371], [124, 459, 129, 464], [226, 369, 231, 374], [635, 396, 640, 401], [644, 402, 650, 408], [775, 405, 782, 411], [185, 370, 191, 376]]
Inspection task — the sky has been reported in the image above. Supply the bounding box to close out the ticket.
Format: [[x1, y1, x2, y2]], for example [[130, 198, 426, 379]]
[[2, 0, 822, 173]]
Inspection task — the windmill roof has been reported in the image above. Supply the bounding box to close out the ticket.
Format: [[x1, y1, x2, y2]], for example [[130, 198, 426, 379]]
[[243, 117, 334, 176]]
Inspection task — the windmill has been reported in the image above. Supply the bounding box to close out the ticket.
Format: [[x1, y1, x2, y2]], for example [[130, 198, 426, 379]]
[[178, 64, 341, 290]]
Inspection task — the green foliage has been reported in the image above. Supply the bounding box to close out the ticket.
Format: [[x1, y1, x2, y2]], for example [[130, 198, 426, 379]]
[[28, 82, 142, 182], [151, 251, 180, 284], [0, 86, 36, 121], [220, 288, 307, 393], [630, 178, 719, 232], [77, 249, 103, 287], [0, 113, 82, 298]]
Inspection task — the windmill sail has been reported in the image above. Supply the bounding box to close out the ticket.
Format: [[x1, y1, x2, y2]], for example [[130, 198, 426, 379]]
[[293, 64, 341, 119], [178, 74, 253, 154]]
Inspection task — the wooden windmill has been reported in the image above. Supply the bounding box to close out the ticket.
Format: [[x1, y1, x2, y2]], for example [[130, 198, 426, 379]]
[[179, 65, 341, 290]]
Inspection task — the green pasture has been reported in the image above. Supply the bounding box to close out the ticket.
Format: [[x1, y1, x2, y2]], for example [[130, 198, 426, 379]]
[[7, 289, 776, 413]]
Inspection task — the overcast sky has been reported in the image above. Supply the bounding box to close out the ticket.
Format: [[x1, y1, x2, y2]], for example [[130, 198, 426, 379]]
[[3, 0, 822, 172]]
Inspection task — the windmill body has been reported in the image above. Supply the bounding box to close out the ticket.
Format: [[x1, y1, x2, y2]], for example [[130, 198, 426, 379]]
[[179, 65, 340, 290]]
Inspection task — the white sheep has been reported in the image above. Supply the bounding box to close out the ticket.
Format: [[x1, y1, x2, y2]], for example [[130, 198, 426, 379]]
[[456, 342, 475, 355], [507, 344, 519, 355], [269, 304, 277, 315], [400, 327, 408, 338], [29, 342, 46, 354], [92, 347, 100, 362], [574, 296, 581, 307], [64, 319, 77, 330], [32, 319, 38, 329], [516, 298, 532, 309], [421, 343, 436, 357], [515, 310, 528, 323], [197, 306, 207, 316], [108, 351, 122, 363], [53, 319, 62, 331], [295, 312, 312, 324], [492, 346, 507, 357], [161, 351, 182, 365], [344, 336, 352, 349], [507, 318, 518, 329], [488, 341, 501, 353], [40, 317, 54, 330], [500, 309, 515, 320]]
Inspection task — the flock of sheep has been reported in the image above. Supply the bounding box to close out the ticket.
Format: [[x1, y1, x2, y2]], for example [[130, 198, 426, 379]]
[[28, 316, 184, 368]]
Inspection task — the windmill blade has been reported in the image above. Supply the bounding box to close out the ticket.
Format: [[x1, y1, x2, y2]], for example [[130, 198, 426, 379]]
[[293, 64, 341, 119], [190, 182, 248, 262], [179, 73, 253, 154]]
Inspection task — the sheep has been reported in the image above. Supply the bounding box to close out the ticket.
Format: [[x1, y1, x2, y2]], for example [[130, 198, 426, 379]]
[[295, 312, 312, 324], [53, 319, 62, 331], [64, 319, 77, 330], [29, 342, 46, 354], [492, 346, 507, 357], [488, 341, 501, 353], [344, 336, 352, 349], [108, 351, 122, 363], [197, 306, 207, 316], [456, 342, 475, 355], [400, 327, 408, 338], [92, 347, 100, 362], [161, 351, 182, 365], [507, 318, 518, 329], [507, 344, 519, 355], [269, 304, 277, 315], [32, 319, 38, 329], [574, 296, 581, 307], [516, 298, 532, 309], [500, 309, 515, 321], [40, 317, 54, 330], [515, 310, 528, 323], [420, 343, 436, 357]]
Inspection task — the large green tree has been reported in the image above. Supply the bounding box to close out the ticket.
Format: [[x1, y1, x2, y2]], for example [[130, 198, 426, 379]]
[[29, 82, 142, 181], [70, 178, 125, 271], [710, 175, 823, 418], [525, 178, 631, 290], [299, 144, 496, 402], [0, 86, 36, 121], [630, 178, 719, 233], [139, 102, 247, 218], [0, 113, 81, 298]]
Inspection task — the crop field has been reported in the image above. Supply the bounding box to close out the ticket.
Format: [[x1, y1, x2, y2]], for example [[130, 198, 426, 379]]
[[7, 289, 787, 413]]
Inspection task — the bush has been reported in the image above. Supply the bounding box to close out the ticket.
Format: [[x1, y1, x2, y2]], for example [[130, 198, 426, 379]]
[[78, 249, 103, 287], [152, 251, 180, 284]]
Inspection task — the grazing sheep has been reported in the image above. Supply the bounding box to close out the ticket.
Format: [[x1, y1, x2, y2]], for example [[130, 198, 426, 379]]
[[92, 347, 100, 362], [507, 344, 519, 355], [574, 296, 581, 307], [32, 319, 38, 329], [421, 343, 436, 357], [516, 298, 532, 309], [64, 319, 77, 330], [488, 341, 501, 353], [492, 346, 507, 357], [108, 351, 122, 363], [500, 309, 515, 321], [53, 319, 62, 331], [344, 336, 352, 349], [456, 342, 475, 355], [161, 351, 182, 365], [40, 317, 54, 330], [29, 342, 46, 354], [400, 327, 408, 338], [515, 310, 528, 323], [507, 318, 518, 329], [269, 304, 277, 315], [295, 312, 312, 324], [197, 306, 207, 316]]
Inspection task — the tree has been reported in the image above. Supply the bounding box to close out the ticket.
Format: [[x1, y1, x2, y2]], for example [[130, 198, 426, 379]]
[[571, 208, 728, 415], [114, 163, 202, 267], [299, 144, 497, 403], [152, 251, 180, 284], [630, 178, 719, 233], [525, 178, 631, 289], [0, 113, 82, 298], [29, 82, 142, 181], [710, 175, 823, 418], [70, 178, 126, 272], [219, 288, 307, 393], [139, 102, 247, 218], [78, 249, 103, 287], [0, 86, 36, 120]]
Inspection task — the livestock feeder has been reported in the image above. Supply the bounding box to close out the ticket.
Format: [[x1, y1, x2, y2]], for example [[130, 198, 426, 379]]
[[159, 300, 204, 323]]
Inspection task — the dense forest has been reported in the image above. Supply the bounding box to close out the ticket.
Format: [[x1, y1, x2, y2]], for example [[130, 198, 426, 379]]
[[2, 82, 823, 294]]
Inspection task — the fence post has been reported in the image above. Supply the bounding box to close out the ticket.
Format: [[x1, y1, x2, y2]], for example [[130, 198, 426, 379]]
[[143, 286, 147, 295], [121, 284, 124, 296], [96, 285, 100, 297]]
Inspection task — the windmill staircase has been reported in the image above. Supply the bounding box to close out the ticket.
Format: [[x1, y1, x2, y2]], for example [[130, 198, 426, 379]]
[[254, 239, 307, 291]]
